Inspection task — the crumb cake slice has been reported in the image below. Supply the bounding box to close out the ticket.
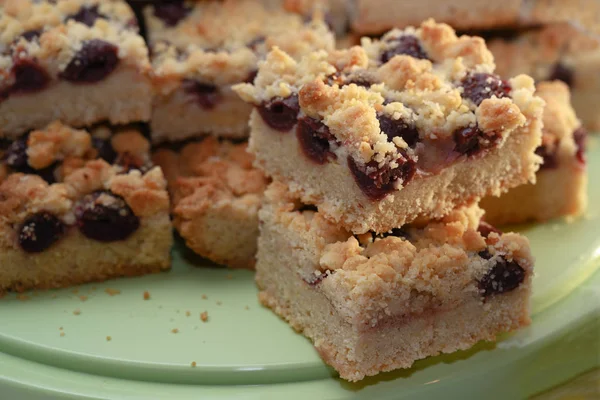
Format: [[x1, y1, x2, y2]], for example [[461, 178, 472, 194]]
[[235, 20, 544, 234], [349, 0, 600, 35], [153, 137, 268, 269], [0, 122, 171, 294], [144, 0, 334, 143], [0, 0, 152, 138], [488, 23, 600, 130], [482, 81, 587, 225], [257, 182, 533, 382]]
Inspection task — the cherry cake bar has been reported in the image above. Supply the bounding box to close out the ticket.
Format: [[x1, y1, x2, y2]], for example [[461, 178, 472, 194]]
[[0, 0, 152, 138], [143, 0, 334, 143], [0, 121, 172, 294], [153, 137, 268, 269], [235, 19, 544, 234], [482, 81, 588, 225], [257, 182, 533, 381]]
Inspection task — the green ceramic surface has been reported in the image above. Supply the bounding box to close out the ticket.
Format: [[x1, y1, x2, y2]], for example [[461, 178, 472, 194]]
[[1, 139, 599, 399]]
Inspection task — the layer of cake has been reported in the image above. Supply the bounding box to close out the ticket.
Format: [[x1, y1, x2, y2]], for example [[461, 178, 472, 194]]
[[145, 0, 334, 141], [236, 19, 544, 233], [481, 81, 588, 224], [153, 137, 267, 269], [488, 23, 600, 130], [349, 0, 600, 35], [256, 182, 533, 380], [150, 86, 252, 143], [0, 160, 172, 293]]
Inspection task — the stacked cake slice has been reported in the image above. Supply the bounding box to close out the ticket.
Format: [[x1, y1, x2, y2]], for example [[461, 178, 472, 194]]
[[234, 19, 543, 381], [0, 0, 171, 294]]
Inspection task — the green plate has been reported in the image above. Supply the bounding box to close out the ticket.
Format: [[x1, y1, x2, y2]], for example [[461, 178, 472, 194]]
[[1, 138, 600, 399]]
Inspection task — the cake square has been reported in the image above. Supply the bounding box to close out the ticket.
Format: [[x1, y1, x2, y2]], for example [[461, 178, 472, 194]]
[[0, 121, 172, 294], [153, 137, 268, 269], [0, 0, 153, 138], [488, 23, 600, 131], [235, 20, 544, 234], [144, 0, 335, 143], [482, 81, 588, 225], [256, 182, 534, 381]]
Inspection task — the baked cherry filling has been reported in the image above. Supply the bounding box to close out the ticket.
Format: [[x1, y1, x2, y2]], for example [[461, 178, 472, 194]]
[[461, 73, 511, 106], [380, 35, 429, 63], [453, 126, 501, 156], [477, 221, 502, 239], [92, 137, 118, 164], [2, 58, 51, 97], [153, 0, 191, 26], [182, 80, 221, 109], [18, 212, 65, 253], [257, 95, 300, 132], [478, 253, 526, 297], [548, 62, 573, 88], [348, 152, 416, 201], [377, 114, 419, 148], [60, 39, 119, 84], [573, 127, 587, 164], [535, 141, 558, 170], [296, 117, 336, 164], [4, 135, 57, 183], [75, 190, 140, 242], [66, 5, 106, 27]]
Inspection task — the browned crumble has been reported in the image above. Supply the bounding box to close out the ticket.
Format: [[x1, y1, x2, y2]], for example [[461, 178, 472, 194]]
[[143, 291, 151, 300], [60, 332, 65, 337], [200, 312, 209, 322], [17, 294, 31, 301], [73, 309, 81, 316], [106, 336, 112, 342], [171, 328, 179, 334], [79, 295, 88, 302], [191, 361, 197, 367]]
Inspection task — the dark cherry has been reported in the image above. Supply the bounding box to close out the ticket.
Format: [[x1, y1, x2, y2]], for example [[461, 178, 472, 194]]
[[548, 62, 574, 88], [4, 136, 57, 183], [153, 0, 191, 26], [348, 152, 416, 201], [380, 35, 428, 63], [453, 126, 500, 156], [247, 36, 265, 51], [18, 212, 65, 253], [297, 204, 318, 213], [66, 5, 106, 27], [296, 117, 336, 164], [477, 221, 502, 238], [535, 143, 558, 170], [19, 29, 42, 41], [257, 95, 300, 132], [182, 80, 221, 109], [461, 73, 511, 106], [92, 137, 118, 164], [478, 257, 525, 297], [75, 190, 140, 242], [304, 270, 333, 286], [573, 127, 587, 164], [10, 58, 50, 94], [478, 249, 493, 260], [59, 39, 119, 83], [377, 114, 419, 148]]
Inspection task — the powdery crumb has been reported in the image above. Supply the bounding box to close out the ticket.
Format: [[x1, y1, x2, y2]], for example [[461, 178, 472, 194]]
[[171, 328, 179, 334], [106, 336, 112, 342], [200, 312, 209, 322], [17, 294, 31, 301], [143, 291, 151, 300], [191, 361, 197, 367], [60, 332, 66, 337], [105, 288, 121, 296], [73, 309, 81, 316], [79, 295, 88, 302], [201, 294, 208, 300], [185, 311, 191, 317]]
